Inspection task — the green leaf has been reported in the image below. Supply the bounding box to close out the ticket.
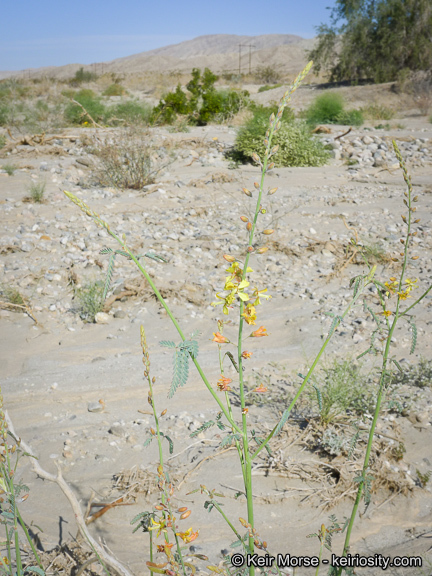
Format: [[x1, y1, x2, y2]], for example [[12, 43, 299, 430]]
[[159, 340, 176, 348], [102, 252, 117, 300], [162, 433, 174, 454], [24, 567, 45, 576], [143, 436, 153, 448], [224, 351, 239, 373], [410, 321, 417, 355]]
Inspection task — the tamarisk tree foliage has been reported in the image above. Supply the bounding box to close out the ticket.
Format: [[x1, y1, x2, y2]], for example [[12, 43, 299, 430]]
[[308, 0, 432, 83]]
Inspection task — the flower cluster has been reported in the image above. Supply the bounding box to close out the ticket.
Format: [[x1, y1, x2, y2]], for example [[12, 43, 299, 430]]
[[212, 261, 271, 321]]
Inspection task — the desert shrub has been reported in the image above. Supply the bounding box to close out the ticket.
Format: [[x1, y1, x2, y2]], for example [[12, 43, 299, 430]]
[[2, 163, 17, 176], [27, 181, 46, 203], [254, 65, 281, 84], [306, 92, 363, 126], [362, 103, 395, 120], [107, 100, 152, 125], [0, 134, 6, 148], [103, 84, 126, 97], [151, 85, 191, 124], [194, 88, 249, 125], [74, 281, 104, 322], [0, 104, 9, 126], [232, 106, 329, 167], [73, 66, 98, 84], [64, 89, 106, 125], [310, 360, 376, 424], [258, 83, 282, 93], [90, 128, 166, 190]]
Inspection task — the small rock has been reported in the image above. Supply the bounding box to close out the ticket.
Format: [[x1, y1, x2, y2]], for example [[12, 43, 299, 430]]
[[109, 423, 126, 438], [88, 401, 105, 413], [113, 309, 127, 319], [95, 312, 110, 324]]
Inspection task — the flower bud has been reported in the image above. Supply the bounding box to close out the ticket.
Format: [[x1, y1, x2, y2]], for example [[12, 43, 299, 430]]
[[269, 113, 275, 124], [271, 145, 279, 155], [177, 507, 188, 513], [247, 246, 254, 253], [267, 162, 275, 171], [223, 254, 236, 262], [254, 182, 260, 189], [246, 222, 252, 231], [263, 229, 274, 235], [180, 510, 192, 520], [160, 409, 167, 416], [268, 187, 278, 195], [240, 216, 249, 222], [242, 187, 252, 197], [252, 153, 261, 165], [412, 256, 419, 260], [257, 246, 269, 254]]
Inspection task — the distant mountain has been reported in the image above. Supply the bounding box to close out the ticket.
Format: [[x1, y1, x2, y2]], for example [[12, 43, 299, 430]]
[[1, 34, 315, 79]]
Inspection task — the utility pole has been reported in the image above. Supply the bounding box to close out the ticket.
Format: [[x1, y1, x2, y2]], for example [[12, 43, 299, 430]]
[[238, 44, 255, 75]]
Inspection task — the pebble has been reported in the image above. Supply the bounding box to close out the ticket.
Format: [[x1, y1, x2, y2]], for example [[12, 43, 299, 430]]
[[95, 312, 110, 324], [88, 401, 105, 413]]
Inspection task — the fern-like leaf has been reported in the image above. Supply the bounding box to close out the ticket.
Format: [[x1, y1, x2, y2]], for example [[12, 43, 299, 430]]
[[159, 340, 176, 348], [225, 351, 239, 373], [190, 420, 215, 437], [348, 427, 361, 459], [100, 247, 114, 255], [312, 382, 322, 411], [161, 433, 174, 454], [168, 347, 189, 398], [410, 321, 417, 355], [274, 408, 291, 436], [220, 433, 242, 448], [103, 252, 117, 300], [143, 436, 153, 448]]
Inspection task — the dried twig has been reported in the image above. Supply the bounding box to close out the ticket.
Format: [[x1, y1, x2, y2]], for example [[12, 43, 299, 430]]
[[5, 411, 134, 576]]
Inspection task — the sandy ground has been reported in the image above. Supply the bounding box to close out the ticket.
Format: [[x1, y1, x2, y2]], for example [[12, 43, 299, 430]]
[[1, 102, 432, 576]]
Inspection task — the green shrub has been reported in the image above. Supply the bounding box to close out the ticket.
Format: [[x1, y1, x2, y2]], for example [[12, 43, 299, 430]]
[[0, 134, 6, 148], [310, 360, 376, 424], [231, 105, 328, 167], [306, 92, 344, 124], [103, 84, 126, 97], [73, 67, 98, 84], [107, 100, 152, 125], [257, 84, 282, 93], [306, 92, 363, 126], [2, 163, 17, 176], [254, 66, 281, 84], [151, 85, 191, 124], [0, 104, 9, 126], [64, 89, 106, 125], [362, 104, 395, 120], [195, 89, 249, 125], [74, 281, 104, 322], [27, 181, 46, 203]]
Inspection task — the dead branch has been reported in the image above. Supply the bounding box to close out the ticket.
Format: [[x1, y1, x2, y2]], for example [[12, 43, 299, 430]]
[[5, 411, 135, 576], [335, 127, 352, 141], [70, 99, 104, 129]]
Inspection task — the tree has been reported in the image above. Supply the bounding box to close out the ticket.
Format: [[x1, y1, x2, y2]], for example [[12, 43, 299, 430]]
[[308, 0, 432, 83]]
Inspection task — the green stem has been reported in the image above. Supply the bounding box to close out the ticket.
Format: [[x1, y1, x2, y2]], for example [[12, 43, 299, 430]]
[[212, 500, 243, 542], [251, 273, 374, 460], [16, 509, 43, 569], [5, 447, 22, 575], [315, 543, 324, 576]]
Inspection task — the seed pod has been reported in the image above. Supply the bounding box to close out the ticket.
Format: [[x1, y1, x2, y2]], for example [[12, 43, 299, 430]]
[[267, 162, 275, 171], [223, 254, 236, 262], [150, 428, 156, 435], [391, 258, 399, 262], [257, 247, 269, 254], [247, 246, 254, 253], [180, 510, 191, 520], [269, 113, 275, 124], [401, 215, 407, 222], [411, 207, 417, 212], [400, 239, 405, 244], [263, 229, 274, 235], [414, 218, 420, 223], [254, 182, 260, 190], [242, 187, 252, 197], [155, 504, 165, 511], [148, 393, 152, 405], [246, 222, 252, 231], [160, 409, 167, 417], [240, 216, 249, 222], [412, 256, 419, 260], [271, 145, 279, 155], [268, 187, 278, 195], [413, 196, 418, 202], [264, 139, 269, 146], [252, 152, 261, 165], [177, 507, 188, 513], [152, 376, 156, 384]]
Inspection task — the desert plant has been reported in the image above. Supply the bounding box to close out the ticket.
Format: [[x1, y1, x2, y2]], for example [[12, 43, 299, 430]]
[[103, 84, 126, 97], [107, 100, 152, 126], [2, 164, 17, 176], [232, 116, 329, 167], [73, 66, 98, 84], [62, 63, 432, 576], [257, 84, 282, 93], [309, 359, 375, 424], [362, 104, 395, 120], [90, 127, 168, 190], [306, 92, 364, 126], [254, 66, 281, 84], [73, 280, 104, 322], [64, 89, 106, 125], [27, 181, 45, 203]]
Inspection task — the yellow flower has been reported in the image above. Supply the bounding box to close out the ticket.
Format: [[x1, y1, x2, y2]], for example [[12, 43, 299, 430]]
[[242, 304, 257, 325], [252, 287, 271, 306], [149, 517, 167, 538], [242, 351, 253, 359], [381, 310, 392, 318], [397, 290, 411, 300], [176, 527, 199, 543], [253, 384, 268, 393]]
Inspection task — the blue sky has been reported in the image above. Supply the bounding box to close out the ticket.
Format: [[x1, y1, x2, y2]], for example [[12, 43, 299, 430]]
[[1, 0, 334, 71]]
